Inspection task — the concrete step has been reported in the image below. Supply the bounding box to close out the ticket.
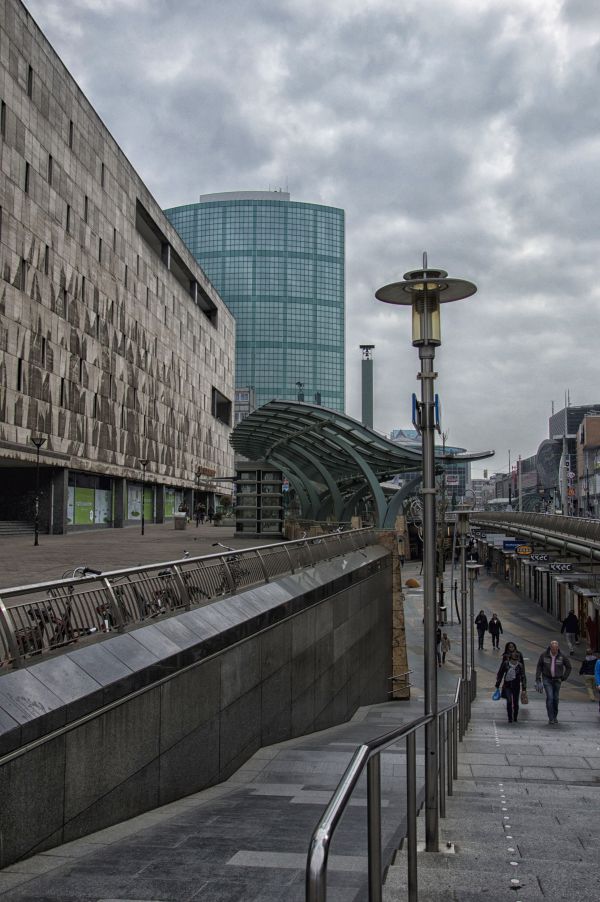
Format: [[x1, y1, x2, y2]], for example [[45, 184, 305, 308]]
[[0, 520, 35, 535]]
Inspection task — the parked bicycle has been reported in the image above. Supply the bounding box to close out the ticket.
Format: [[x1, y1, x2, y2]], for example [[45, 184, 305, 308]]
[[212, 543, 250, 594]]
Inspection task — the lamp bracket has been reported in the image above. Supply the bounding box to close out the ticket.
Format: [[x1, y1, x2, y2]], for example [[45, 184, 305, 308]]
[[417, 371, 438, 380], [421, 488, 437, 495]]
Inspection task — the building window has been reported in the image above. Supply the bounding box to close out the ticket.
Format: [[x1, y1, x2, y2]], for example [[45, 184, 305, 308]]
[[98, 236, 102, 263], [113, 227, 117, 251], [101, 162, 105, 188], [24, 162, 30, 193], [66, 203, 71, 232], [69, 119, 74, 148], [27, 65, 33, 98], [21, 257, 27, 291], [81, 275, 86, 301], [0, 100, 6, 139], [17, 358, 23, 391], [41, 337, 46, 368], [84, 195, 89, 223], [44, 244, 49, 275], [60, 377, 65, 406], [124, 264, 128, 289], [47, 154, 53, 185], [211, 387, 232, 426]]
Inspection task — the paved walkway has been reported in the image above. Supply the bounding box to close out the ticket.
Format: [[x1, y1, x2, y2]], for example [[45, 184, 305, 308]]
[[0, 524, 274, 590], [0, 565, 598, 900]]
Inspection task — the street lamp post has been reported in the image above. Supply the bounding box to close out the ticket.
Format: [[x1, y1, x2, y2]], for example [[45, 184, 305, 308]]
[[139, 458, 149, 535], [30, 434, 47, 547], [457, 511, 469, 731], [467, 563, 484, 698], [376, 254, 476, 853]]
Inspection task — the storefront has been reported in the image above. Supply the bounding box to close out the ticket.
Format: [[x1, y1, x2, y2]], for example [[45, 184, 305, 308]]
[[67, 473, 114, 528]]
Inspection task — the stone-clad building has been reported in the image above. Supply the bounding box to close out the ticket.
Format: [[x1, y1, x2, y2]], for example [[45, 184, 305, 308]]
[[0, 0, 235, 533]]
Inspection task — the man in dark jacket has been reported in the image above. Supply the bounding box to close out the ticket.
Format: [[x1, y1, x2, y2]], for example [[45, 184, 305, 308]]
[[535, 640, 572, 724], [488, 613, 503, 649], [560, 610, 579, 654]]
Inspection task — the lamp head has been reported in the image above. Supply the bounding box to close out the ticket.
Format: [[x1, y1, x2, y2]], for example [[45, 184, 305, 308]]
[[30, 433, 46, 450], [375, 254, 477, 347], [139, 458, 149, 468]]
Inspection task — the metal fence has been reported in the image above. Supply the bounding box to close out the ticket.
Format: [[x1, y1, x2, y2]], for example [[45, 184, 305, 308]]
[[0, 528, 377, 671], [306, 675, 473, 902]]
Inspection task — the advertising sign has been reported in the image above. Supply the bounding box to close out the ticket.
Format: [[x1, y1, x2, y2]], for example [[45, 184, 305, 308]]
[[515, 545, 533, 556], [531, 553, 551, 562]]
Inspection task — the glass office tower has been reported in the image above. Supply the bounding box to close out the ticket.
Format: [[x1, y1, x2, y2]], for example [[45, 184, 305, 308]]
[[164, 191, 345, 416]]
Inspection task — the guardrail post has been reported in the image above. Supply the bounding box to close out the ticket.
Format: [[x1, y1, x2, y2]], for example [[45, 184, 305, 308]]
[[171, 565, 191, 610], [283, 544, 296, 574], [439, 714, 446, 819], [0, 597, 22, 669], [452, 707, 458, 780], [220, 557, 236, 594], [367, 754, 382, 902], [254, 549, 270, 582], [406, 732, 417, 902]]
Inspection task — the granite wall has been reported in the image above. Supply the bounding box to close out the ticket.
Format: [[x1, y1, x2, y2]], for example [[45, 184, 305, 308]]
[[0, 545, 393, 866]]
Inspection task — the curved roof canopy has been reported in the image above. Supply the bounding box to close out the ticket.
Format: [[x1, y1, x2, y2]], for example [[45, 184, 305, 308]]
[[230, 401, 494, 527]]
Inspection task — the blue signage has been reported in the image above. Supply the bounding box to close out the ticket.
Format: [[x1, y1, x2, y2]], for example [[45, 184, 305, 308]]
[[502, 539, 521, 551]]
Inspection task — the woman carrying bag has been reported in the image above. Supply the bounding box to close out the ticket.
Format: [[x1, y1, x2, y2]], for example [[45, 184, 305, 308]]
[[495, 650, 527, 723]]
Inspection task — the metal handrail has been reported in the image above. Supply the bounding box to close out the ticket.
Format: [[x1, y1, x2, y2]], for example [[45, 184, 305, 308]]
[[306, 675, 473, 902], [0, 528, 378, 671]]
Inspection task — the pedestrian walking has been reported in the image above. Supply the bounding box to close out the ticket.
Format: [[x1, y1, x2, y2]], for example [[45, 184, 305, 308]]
[[499, 641, 525, 668], [496, 650, 527, 723], [475, 610, 488, 649], [207, 505, 214, 524], [194, 503, 206, 527], [488, 613, 503, 649], [441, 632, 451, 664], [535, 640, 572, 724], [579, 649, 598, 701], [561, 610, 580, 654]]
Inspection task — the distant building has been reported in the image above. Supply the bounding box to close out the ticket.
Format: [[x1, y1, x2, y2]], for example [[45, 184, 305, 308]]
[[164, 191, 345, 418], [0, 0, 234, 532], [576, 415, 600, 517], [389, 429, 471, 501]]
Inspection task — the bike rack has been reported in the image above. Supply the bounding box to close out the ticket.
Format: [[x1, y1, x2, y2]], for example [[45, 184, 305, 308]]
[[0, 527, 380, 669]]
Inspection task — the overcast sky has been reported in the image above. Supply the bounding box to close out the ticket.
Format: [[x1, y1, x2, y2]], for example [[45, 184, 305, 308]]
[[25, 0, 600, 476]]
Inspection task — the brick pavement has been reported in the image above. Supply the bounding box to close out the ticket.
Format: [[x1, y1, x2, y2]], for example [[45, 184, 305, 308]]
[[0, 524, 276, 590]]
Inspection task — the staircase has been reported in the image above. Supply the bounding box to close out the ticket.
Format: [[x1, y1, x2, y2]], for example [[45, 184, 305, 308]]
[[0, 520, 36, 536], [384, 695, 598, 901]]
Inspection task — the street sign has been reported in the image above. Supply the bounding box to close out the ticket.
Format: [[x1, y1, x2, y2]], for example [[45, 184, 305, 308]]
[[549, 563, 574, 572], [515, 545, 533, 556], [530, 553, 551, 562], [502, 539, 521, 551]]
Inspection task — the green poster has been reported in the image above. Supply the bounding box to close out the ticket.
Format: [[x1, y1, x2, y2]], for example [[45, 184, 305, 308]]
[[165, 489, 175, 518], [143, 487, 154, 523], [74, 487, 95, 525]]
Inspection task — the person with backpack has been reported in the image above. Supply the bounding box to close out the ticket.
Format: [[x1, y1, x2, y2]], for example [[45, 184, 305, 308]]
[[579, 649, 598, 701], [496, 650, 527, 723]]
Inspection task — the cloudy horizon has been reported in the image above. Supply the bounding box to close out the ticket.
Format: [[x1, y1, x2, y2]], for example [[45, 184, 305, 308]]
[[24, 0, 600, 477]]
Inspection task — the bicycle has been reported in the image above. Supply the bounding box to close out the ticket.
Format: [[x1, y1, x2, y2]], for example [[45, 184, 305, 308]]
[[211, 543, 250, 594]]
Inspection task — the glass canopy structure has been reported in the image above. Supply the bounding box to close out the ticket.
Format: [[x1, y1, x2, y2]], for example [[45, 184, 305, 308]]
[[230, 401, 494, 527]]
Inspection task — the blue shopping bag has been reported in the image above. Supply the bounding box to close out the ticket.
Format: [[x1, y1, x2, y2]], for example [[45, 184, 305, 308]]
[[492, 688, 501, 701]]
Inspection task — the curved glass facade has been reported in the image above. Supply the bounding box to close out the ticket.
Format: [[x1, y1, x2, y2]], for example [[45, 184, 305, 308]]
[[164, 192, 345, 414]]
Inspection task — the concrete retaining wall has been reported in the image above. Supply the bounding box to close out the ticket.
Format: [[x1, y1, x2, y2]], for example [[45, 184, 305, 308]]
[[0, 545, 393, 866]]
